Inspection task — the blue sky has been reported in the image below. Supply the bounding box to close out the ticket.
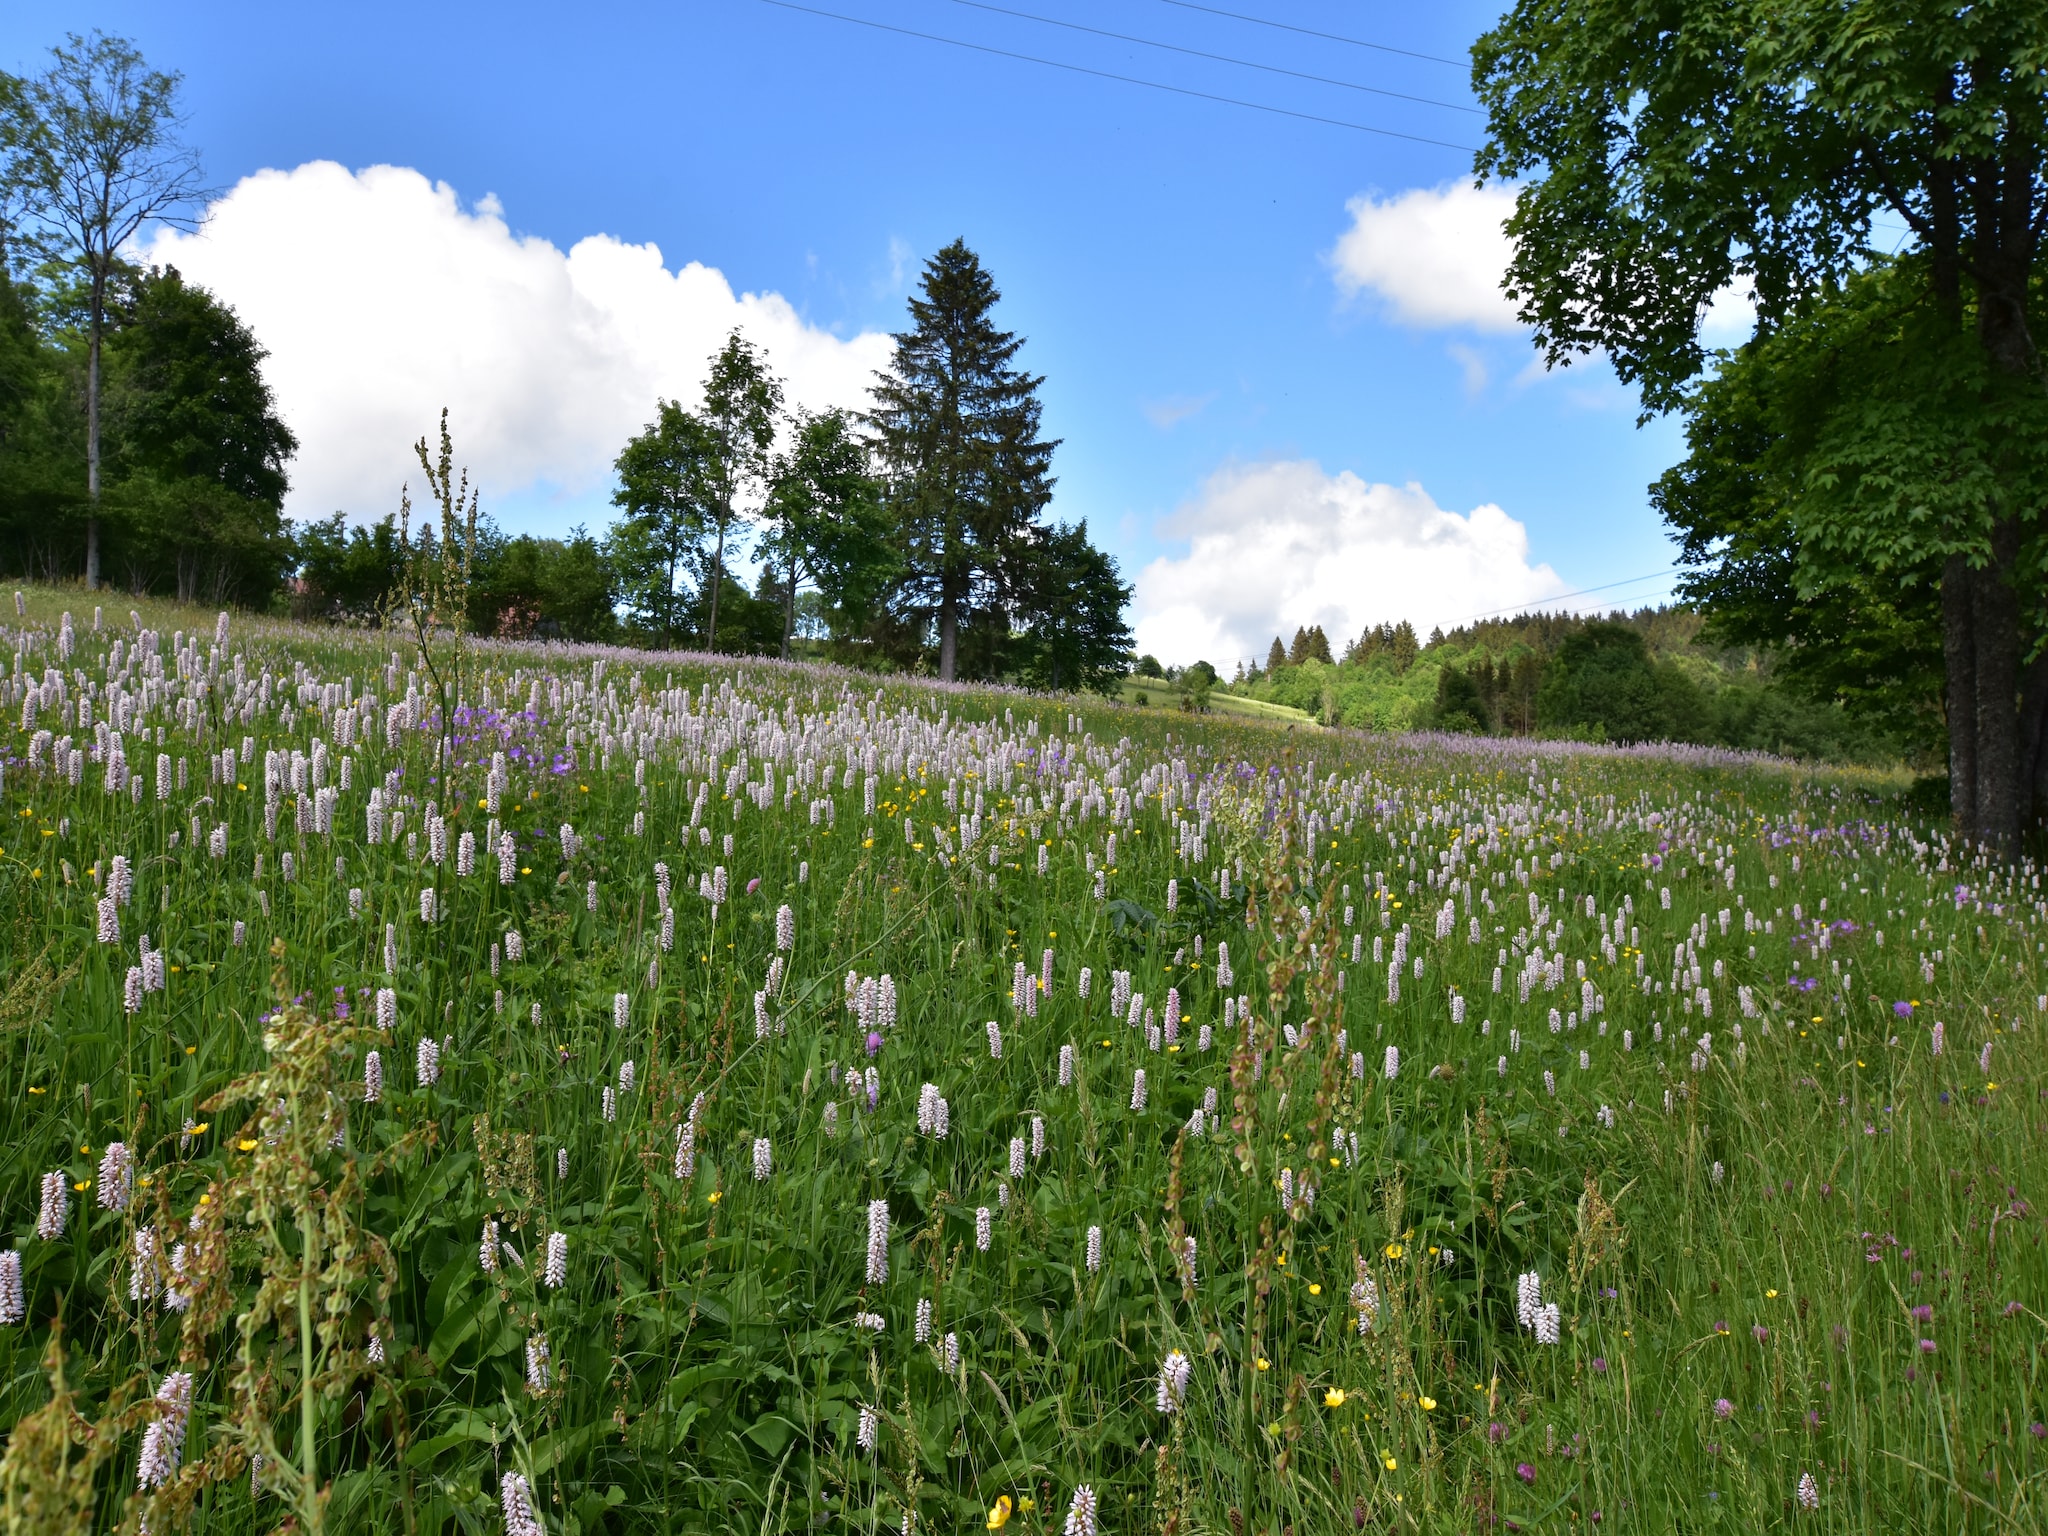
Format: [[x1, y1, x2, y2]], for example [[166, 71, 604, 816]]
[[3, 1, 1697, 665]]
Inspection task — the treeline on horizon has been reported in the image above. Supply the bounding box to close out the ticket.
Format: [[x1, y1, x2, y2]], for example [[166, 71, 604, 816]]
[[1135, 605, 1926, 767], [0, 239, 1134, 692]]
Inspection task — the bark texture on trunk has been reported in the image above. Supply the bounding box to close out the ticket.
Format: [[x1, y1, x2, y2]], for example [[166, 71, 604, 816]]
[[85, 277, 104, 591], [707, 521, 725, 654], [1943, 554, 1979, 836], [2018, 650, 2048, 822], [782, 557, 796, 660], [1974, 518, 2023, 852], [938, 585, 958, 683]]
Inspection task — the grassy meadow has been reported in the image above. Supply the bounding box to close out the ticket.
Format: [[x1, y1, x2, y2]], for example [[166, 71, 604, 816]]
[[0, 587, 2043, 1536]]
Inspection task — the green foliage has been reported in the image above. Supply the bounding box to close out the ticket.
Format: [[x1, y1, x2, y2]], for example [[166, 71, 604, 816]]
[[761, 408, 894, 657], [1229, 607, 1912, 762], [1653, 257, 2018, 767], [0, 262, 295, 604], [2, 31, 207, 589], [692, 333, 782, 654], [1010, 519, 1133, 696], [1534, 623, 1700, 745], [1287, 625, 1334, 666], [607, 397, 717, 648], [1472, 0, 2048, 839], [866, 241, 1056, 682], [293, 514, 406, 624], [1343, 620, 1418, 673], [100, 266, 296, 605], [467, 528, 616, 643]]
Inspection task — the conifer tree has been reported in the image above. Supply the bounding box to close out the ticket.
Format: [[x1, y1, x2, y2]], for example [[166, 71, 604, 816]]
[[867, 241, 1056, 681], [1266, 636, 1287, 673]]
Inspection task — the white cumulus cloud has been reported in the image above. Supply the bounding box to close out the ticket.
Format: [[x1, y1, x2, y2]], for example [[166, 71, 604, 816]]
[[1330, 178, 1759, 350], [140, 161, 892, 525], [1129, 460, 1567, 668], [1329, 180, 1523, 332]]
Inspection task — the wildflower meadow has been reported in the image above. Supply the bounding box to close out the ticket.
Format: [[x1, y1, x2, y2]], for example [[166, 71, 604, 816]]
[[0, 586, 2043, 1536]]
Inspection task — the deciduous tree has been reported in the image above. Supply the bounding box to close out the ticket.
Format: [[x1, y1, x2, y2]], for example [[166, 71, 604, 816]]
[[1475, 0, 2048, 846], [3, 31, 205, 590]]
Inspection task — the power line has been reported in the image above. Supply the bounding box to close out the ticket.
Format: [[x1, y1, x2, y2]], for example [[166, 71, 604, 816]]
[[1447, 567, 1680, 625], [937, 0, 1482, 114], [750, 0, 1479, 151], [1151, 0, 1468, 69]]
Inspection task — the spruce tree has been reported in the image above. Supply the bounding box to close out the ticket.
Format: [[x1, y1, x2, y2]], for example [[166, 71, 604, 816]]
[[1265, 636, 1287, 673], [867, 241, 1056, 682]]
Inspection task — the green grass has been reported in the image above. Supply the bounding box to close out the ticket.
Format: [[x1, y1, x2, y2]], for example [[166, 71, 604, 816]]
[[1116, 678, 1318, 728], [0, 584, 2044, 1536]]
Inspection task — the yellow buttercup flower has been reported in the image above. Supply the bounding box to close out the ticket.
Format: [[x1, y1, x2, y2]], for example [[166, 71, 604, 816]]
[[1324, 1388, 1347, 1408], [1419, 1396, 1437, 1411], [987, 1495, 1013, 1529]]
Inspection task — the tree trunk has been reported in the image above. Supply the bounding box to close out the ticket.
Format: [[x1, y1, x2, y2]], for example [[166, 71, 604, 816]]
[[781, 555, 796, 661], [1974, 517, 2024, 853], [1942, 554, 1978, 836], [85, 269, 104, 591], [1970, 256, 2038, 852], [2017, 649, 2048, 826], [707, 519, 725, 654], [938, 582, 958, 683], [664, 547, 679, 649]]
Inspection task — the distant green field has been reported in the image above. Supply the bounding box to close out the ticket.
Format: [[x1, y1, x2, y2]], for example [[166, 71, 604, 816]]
[[1116, 677, 1319, 727]]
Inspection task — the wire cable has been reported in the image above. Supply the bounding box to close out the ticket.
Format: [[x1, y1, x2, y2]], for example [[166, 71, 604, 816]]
[[1447, 567, 1680, 625], [750, 0, 1479, 151], [936, 0, 1481, 114], [1151, 0, 1468, 69]]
